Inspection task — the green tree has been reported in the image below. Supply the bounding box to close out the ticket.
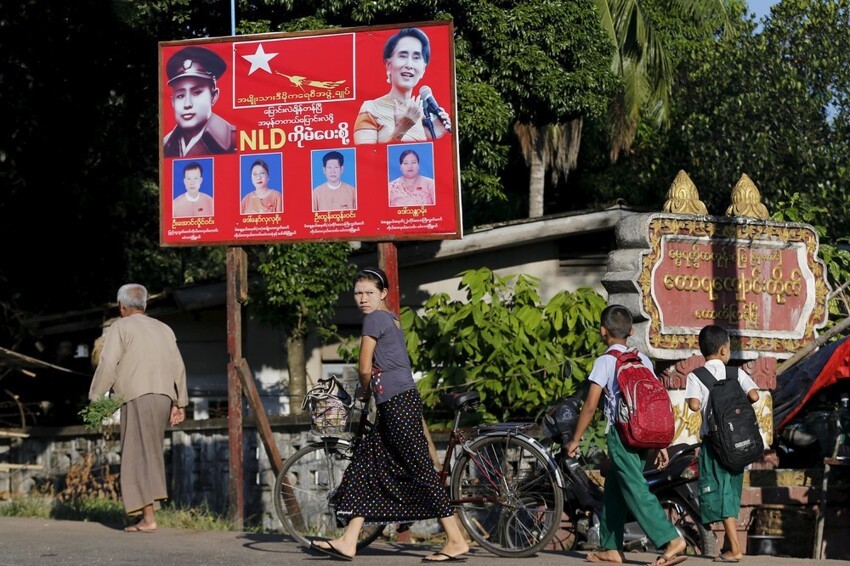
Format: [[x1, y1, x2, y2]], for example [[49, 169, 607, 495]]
[[452, 1, 617, 218], [577, 0, 849, 239], [250, 243, 356, 414], [235, 1, 617, 222], [595, 0, 735, 162], [673, 0, 850, 222], [402, 267, 608, 424], [0, 0, 235, 316], [772, 192, 850, 326]]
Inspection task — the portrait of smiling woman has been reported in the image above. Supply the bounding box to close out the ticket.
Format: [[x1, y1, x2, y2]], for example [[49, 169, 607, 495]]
[[240, 158, 283, 214], [388, 148, 435, 207], [353, 27, 452, 145]]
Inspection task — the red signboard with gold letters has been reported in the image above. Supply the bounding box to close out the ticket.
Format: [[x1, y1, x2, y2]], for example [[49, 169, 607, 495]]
[[158, 21, 460, 246], [641, 216, 829, 358]]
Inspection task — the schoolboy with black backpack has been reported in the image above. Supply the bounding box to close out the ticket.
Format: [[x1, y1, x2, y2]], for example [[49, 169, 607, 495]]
[[685, 325, 761, 563]]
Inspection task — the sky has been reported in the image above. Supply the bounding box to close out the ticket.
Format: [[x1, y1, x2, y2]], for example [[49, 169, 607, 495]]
[[747, 0, 780, 21]]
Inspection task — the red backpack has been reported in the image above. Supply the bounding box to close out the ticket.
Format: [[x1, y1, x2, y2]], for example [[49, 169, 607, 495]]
[[607, 349, 675, 449]]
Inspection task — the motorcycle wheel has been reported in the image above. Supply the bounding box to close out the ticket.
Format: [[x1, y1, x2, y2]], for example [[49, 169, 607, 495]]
[[548, 505, 579, 551], [659, 495, 718, 557]]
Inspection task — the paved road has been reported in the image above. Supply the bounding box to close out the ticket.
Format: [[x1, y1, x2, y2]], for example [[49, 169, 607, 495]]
[[1, 516, 848, 565]]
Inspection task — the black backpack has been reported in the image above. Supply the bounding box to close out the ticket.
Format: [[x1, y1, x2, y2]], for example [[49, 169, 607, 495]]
[[694, 366, 763, 472]]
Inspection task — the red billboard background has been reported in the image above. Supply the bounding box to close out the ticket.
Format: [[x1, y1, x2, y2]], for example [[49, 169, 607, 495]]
[[159, 21, 461, 246]]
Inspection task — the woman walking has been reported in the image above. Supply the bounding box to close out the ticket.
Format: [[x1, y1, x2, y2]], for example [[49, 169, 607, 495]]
[[310, 267, 468, 562]]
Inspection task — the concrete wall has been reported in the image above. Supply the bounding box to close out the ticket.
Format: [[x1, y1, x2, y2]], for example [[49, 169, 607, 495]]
[[1, 421, 311, 531]]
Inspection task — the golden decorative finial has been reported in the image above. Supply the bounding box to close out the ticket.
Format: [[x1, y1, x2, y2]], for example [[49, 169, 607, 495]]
[[726, 173, 769, 219], [663, 170, 708, 215]]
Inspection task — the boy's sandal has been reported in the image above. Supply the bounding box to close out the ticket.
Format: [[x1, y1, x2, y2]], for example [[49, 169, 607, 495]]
[[646, 555, 687, 566], [586, 552, 623, 563]]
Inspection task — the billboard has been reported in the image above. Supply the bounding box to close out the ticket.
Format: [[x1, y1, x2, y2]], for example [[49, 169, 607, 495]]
[[158, 21, 461, 246]]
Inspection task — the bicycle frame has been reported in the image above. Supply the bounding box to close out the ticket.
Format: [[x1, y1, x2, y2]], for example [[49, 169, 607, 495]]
[[437, 394, 565, 492], [438, 423, 566, 494], [436, 391, 566, 557]]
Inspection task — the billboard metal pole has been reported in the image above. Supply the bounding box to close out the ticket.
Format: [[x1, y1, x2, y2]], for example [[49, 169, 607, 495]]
[[225, 4, 242, 527], [378, 242, 440, 471]]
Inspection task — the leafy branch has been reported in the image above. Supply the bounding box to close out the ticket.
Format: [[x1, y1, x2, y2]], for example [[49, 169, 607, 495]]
[[79, 396, 123, 433]]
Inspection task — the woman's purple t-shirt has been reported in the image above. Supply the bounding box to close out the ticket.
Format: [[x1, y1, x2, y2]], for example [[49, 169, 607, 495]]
[[361, 309, 416, 404]]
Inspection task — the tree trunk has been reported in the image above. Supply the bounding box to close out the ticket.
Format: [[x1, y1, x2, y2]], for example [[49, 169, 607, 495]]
[[527, 128, 546, 218], [286, 334, 308, 416], [517, 120, 582, 219]]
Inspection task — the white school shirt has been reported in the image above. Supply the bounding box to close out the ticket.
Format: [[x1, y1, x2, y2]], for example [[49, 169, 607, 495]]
[[684, 358, 759, 437]]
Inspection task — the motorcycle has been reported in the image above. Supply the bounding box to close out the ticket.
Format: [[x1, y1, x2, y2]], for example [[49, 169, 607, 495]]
[[541, 397, 718, 556]]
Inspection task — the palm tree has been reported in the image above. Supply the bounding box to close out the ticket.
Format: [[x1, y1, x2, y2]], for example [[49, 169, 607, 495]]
[[518, 0, 733, 218], [516, 121, 583, 218], [596, 0, 734, 161]]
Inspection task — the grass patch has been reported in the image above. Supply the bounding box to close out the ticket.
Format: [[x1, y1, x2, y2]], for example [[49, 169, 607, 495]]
[[155, 501, 242, 531], [52, 497, 128, 524], [0, 495, 54, 519], [0, 496, 252, 531]]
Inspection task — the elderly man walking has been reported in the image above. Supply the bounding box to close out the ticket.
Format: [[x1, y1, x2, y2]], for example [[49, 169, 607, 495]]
[[89, 283, 188, 532]]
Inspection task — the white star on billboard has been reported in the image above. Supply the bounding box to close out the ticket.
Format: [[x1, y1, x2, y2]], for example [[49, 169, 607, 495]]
[[242, 44, 278, 75]]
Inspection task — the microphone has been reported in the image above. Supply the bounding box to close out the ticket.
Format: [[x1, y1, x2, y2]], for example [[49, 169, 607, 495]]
[[422, 114, 437, 140], [419, 85, 452, 133]]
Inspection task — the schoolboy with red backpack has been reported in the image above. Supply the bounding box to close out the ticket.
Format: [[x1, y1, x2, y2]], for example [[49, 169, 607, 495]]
[[685, 325, 761, 563], [566, 305, 687, 566]]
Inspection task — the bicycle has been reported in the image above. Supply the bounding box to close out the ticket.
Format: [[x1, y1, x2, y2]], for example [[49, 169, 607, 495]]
[[273, 384, 565, 558]]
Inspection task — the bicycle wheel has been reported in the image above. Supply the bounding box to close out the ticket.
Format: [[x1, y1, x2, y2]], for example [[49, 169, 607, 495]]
[[273, 439, 384, 549], [450, 433, 564, 557]]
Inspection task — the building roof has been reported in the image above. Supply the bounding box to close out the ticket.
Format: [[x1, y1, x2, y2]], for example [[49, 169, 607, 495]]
[[0, 346, 87, 376]]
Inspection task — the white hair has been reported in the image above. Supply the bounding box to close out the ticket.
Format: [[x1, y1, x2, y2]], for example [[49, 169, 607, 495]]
[[117, 283, 147, 310]]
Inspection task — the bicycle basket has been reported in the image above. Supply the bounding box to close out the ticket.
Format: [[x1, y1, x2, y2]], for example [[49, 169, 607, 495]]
[[302, 375, 354, 436]]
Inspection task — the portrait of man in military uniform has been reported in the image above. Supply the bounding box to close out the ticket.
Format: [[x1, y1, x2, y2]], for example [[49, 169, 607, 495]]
[[163, 46, 237, 158]]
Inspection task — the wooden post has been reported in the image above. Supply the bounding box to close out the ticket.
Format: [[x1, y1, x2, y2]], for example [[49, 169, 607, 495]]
[[378, 242, 400, 313], [226, 247, 247, 528], [377, 242, 440, 469], [776, 315, 850, 375], [813, 429, 848, 559], [235, 358, 284, 477]]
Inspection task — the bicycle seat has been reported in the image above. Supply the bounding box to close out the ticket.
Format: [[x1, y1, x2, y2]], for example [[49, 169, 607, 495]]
[[440, 391, 481, 412]]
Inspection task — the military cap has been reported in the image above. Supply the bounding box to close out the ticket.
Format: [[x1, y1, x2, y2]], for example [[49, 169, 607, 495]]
[[166, 46, 227, 86]]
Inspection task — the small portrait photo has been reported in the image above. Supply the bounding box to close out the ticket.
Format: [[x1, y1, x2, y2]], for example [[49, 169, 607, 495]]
[[311, 148, 357, 212], [387, 143, 436, 207], [172, 158, 214, 218], [240, 153, 283, 214]]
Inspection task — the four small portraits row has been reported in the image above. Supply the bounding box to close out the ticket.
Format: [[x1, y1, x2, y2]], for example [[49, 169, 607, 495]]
[[171, 144, 437, 218]]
